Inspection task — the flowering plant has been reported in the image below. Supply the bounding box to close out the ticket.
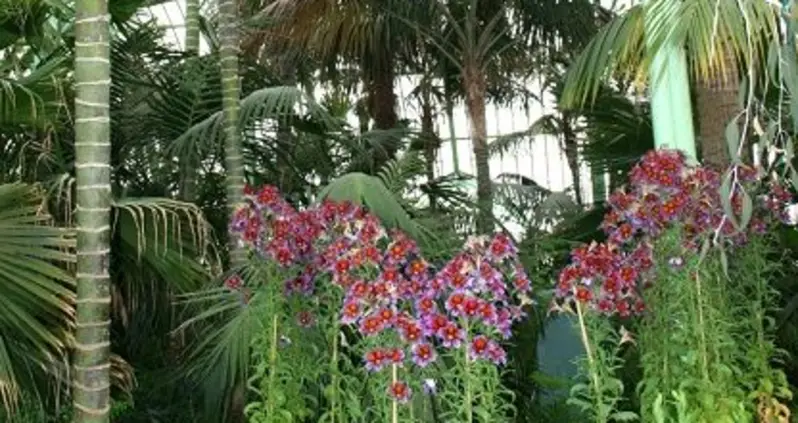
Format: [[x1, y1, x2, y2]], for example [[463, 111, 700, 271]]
[[556, 149, 794, 316], [228, 185, 532, 421], [555, 149, 795, 423]]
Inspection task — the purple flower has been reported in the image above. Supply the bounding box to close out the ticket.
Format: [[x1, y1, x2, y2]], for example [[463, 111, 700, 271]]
[[486, 341, 507, 366], [437, 323, 465, 349]]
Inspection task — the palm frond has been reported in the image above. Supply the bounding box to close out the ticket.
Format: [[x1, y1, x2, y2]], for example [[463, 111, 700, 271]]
[[562, 0, 779, 108], [376, 150, 426, 196], [169, 85, 340, 157], [0, 183, 74, 413], [560, 5, 645, 108], [579, 91, 653, 177], [489, 113, 561, 157]]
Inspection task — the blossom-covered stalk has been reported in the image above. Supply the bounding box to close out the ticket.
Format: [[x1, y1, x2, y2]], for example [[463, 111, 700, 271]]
[[227, 185, 532, 405], [556, 149, 795, 316]]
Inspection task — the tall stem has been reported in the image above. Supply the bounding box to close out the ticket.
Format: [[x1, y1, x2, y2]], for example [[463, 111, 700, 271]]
[[462, 320, 473, 423], [391, 363, 399, 423], [574, 299, 604, 423], [330, 326, 339, 423], [693, 272, 710, 381], [446, 96, 460, 174], [267, 314, 279, 421]]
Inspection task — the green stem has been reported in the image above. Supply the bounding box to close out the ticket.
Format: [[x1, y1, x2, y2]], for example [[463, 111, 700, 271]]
[[330, 326, 339, 423], [392, 363, 399, 423], [462, 320, 473, 423], [267, 314, 279, 421], [575, 300, 605, 423], [693, 272, 710, 381]]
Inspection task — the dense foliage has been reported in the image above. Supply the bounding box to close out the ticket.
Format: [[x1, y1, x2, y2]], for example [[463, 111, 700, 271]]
[[6, 0, 798, 422]]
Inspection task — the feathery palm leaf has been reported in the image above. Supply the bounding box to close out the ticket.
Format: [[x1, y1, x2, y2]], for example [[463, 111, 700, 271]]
[[561, 0, 779, 108], [169, 85, 339, 158], [489, 113, 561, 157]]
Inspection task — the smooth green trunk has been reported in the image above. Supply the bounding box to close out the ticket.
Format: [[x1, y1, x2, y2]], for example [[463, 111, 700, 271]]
[[73, 0, 112, 422], [645, 3, 697, 160], [219, 0, 245, 268]]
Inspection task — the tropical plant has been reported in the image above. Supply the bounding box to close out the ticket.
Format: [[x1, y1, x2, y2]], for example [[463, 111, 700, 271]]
[[560, 0, 780, 168], [0, 183, 74, 415]]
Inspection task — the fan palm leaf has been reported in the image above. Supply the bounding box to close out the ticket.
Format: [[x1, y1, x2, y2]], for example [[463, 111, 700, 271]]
[[0, 183, 74, 414]]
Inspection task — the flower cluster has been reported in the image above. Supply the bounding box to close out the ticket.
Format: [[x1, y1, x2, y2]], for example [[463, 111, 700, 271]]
[[556, 149, 795, 317], [228, 185, 532, 404]]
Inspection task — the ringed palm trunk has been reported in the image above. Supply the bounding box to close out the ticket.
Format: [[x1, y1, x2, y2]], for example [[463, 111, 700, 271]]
[[73, 0, 112, 422], [219, 0, 246, 267], [463, 63, 493, 233], [179, 0, 201, 202], [185, 0, 201, 55], [696, 48, 739, 168], [219, 1, 247, 421]]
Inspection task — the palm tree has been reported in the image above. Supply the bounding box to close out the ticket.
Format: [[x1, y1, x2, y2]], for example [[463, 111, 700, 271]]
[[560, 0, 778, 166], [73, 0, 113, 421], [259, 0, 415, 170], [403, 0, 601, 233]]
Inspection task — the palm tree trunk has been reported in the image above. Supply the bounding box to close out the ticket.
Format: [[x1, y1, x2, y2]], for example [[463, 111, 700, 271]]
[[179, 0, 201, 202], [445, 95, 461, 174], [368, 53, 398, 130], [219, 1, 247, 421], [463, 64, 493, 233], [73, 1, 112, 421], [420, 78, 439, 210], [219, 0, 246, 267], [185, 0, 201, 54], [364, 50, 398, 170], [696, 48, 739, 168], [561, 111, 583, 206]]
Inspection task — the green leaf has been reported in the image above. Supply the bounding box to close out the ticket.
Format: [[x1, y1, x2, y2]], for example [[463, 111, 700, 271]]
[[719, 170, 739, 230], [724, 119, 740, 164], [317, 172, 427, 241], [739, 187, 753, 230], [611, 411, 640, 421], [0, 183, 74, 413]]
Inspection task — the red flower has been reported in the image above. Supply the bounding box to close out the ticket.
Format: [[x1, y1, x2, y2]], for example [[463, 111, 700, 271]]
[[387, 381, 412, 403]]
